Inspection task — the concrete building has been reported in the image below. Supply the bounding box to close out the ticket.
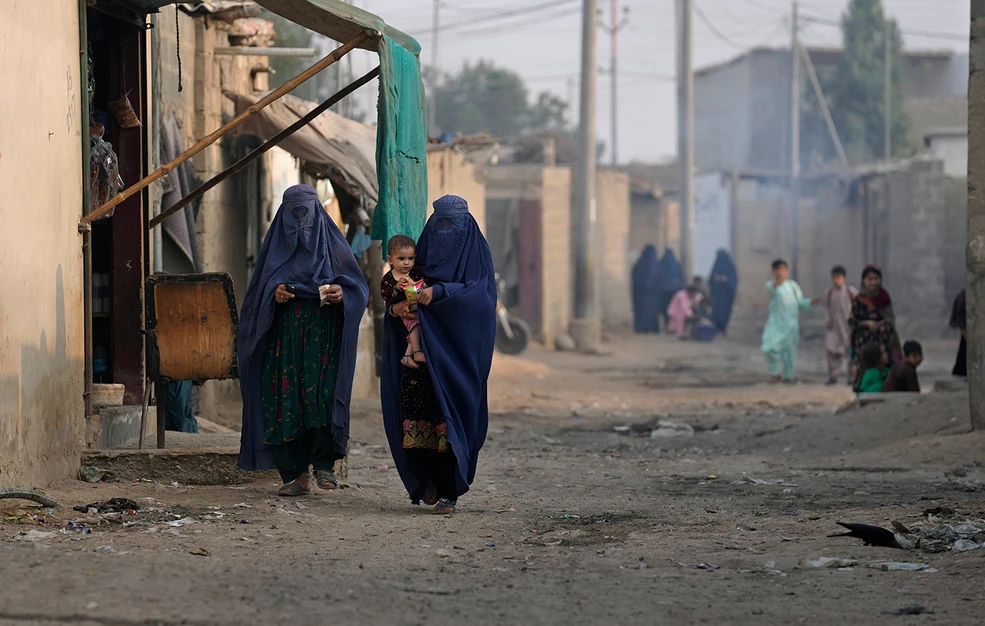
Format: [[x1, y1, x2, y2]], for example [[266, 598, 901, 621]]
[[924, 128, 968, 178], [0, 0, 87, 486], [693, 47, 968, 172]]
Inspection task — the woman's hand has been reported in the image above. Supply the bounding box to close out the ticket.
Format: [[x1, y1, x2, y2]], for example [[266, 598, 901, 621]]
[[416, 287, 435, 306], [392, 300, 413, 319], [323, 284, 343, 304], [275, 284, 295, 304]]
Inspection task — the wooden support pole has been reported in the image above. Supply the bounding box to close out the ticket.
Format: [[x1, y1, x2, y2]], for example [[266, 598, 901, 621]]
[[82, 30, 372, 225], [149, 65, 380, 230]]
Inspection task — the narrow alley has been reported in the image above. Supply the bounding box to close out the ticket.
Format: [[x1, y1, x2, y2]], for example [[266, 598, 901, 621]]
[[3, 333, 983, 625]]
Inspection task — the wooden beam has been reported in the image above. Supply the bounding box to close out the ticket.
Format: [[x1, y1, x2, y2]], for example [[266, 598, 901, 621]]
[[81, 29, 373, 225]]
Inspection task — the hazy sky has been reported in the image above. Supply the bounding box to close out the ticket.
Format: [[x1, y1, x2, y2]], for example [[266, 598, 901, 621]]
[[339, 0, 970, 165]]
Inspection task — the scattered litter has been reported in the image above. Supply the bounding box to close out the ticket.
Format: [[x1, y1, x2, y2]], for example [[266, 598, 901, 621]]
[[952, 539, 982, 552], [620, 561, 648, 570], [649, 421, 695, 439], [73, 498, 140, 515], [233, 503, 253, 509], [737, 525, 757, 532], [707, 475, 719, 480], [85, 601, 99, 610], [189, 548, 211, 557], [496, 509, 517, 514], [693, 563, 720, 570], [168, 517, 198, 527], [435, 549, 451, 557], [66, 522, 92, 535], [866, 561, 934, 572], [806, 557, 858, 569], [78, 466, 111, 483], [374, 464, 390, 470], [484, 542, 496, 547], [240, 520, 251, 525], [16, 530, 56, 542], [613, 426, 631, 434], [560, 514, 580, 520], [882, 606, 935, 616]]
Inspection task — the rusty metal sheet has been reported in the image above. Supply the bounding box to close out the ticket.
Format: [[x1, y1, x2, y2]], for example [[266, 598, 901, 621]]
[[145, 273, 239, 383]]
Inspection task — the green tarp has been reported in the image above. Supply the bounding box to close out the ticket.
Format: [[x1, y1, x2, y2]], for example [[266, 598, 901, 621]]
[[254, 0, 428, 252]]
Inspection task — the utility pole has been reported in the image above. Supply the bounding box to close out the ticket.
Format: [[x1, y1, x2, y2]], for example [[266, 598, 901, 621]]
[[676, 0, 694, 280], [600, 2, 630, 166], [967, 0, 985, 430], [428, 0, 440, 134], [571, 0, 600, 353], [884, 20, 892, 162], [789, 1, 801, 280]]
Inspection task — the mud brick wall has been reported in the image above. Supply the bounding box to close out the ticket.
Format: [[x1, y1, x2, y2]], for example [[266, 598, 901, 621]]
[[540, 168, 574, 348], [595, 171, 632, 329]]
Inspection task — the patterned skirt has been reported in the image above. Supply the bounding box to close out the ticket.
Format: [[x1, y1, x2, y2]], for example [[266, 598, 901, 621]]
[[260, 299, 343, 447], [399, 363, 449, 452]]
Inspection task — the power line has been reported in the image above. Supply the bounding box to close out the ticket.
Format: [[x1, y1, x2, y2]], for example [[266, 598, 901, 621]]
[[437, 6, 581, 38], [407, 0, 580, 37], [692, 1, 787, 51], [801, 13, 967, 42]]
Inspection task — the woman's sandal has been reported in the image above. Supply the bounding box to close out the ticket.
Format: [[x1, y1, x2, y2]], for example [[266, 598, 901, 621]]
[[277, 480, 310, 497], [412, 350, 427, 365], [313, 469, 339, 490], [433, 498, 456, 515], [422, 483, 439, 506]]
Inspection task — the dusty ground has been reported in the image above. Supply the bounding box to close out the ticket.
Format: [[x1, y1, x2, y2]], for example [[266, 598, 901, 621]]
[[3, 332, 984, 625]]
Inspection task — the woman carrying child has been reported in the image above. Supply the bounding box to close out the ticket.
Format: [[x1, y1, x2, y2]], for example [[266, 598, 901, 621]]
[[381, 195, 496, 515]]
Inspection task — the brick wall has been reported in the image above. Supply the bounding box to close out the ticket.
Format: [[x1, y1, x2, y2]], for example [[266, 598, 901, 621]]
[[596, 171, 632, 328], [540, 168, 574, 347]]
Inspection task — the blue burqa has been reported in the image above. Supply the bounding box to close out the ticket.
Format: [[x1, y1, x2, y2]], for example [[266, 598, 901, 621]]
[[656, 249, 684, 320], [709, 249, 738, 333], [237, 184, 369, 471], [632, 245, 662, 333], [381, 195, 497, 500]]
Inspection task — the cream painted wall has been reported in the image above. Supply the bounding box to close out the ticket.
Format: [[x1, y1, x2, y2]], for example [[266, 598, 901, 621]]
[[0, 0, 86, 485]]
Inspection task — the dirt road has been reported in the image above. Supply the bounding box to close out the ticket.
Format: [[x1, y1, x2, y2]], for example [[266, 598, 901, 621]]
[[3, 333, 984, 625]]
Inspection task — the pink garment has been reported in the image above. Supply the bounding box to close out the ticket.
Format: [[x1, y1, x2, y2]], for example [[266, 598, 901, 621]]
[[667, 289, 699, 338], [403, 316, 419, 333]]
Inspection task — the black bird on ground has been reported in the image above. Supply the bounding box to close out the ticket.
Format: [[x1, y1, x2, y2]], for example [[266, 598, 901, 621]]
[[828, 522, 908, 549]]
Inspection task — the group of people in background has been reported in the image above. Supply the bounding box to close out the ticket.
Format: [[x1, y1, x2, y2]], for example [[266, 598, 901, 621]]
[[632, 246, 738, 341], [765, 261, 927, 393]]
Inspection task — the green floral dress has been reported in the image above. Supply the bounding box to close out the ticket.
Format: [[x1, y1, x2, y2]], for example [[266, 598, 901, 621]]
[[260, 299, 343, 447]]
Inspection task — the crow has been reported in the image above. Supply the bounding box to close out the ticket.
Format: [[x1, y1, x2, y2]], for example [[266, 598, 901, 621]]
[[828, 522, 909, 549]]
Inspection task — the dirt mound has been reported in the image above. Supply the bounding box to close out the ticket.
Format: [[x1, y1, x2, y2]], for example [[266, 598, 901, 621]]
[[490, 352, 552, 378]]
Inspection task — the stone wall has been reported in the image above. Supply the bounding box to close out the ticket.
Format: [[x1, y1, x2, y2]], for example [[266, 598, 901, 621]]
[[540, 168, 574, 348], [0, 0, 86, 485]]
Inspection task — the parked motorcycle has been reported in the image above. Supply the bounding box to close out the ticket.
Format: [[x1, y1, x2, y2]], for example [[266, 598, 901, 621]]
[[495, 273, 530, 355]]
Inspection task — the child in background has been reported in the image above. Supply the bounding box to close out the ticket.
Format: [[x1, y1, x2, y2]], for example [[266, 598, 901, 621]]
[[882, 340, 923, 393], [667, 285, 701, 339], [857, 342, 890, 394], [380, 235, 427, 369], [824, 266, 858, 385]]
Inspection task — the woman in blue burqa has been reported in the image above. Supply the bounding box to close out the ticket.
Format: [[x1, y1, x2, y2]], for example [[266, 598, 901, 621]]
[[632, 245, 662, 333], [382, 195, 496, 515], [656, 249, 685, 325], [708, 249, 738, 335], [236, 184, 369, 496]]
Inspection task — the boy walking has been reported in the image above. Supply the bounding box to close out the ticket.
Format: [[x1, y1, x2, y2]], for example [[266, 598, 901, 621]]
[[762, 259, 818, 383], [824, 266, 858, 385]]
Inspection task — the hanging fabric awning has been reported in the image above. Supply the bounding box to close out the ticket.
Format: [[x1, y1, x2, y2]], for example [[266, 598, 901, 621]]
[[252, 0, 419, 54], [231, 92, 379, 206]]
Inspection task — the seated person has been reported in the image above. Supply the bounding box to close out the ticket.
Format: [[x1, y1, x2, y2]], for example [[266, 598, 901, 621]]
[[882, 340, 923, 393], [857, 342, 889, 395]]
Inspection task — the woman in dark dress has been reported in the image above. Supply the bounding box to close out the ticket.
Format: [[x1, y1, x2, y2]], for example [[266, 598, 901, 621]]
[[708, 249, 738, 335], [382, 195, 496, 515], [632, 245, 662, 333], [848, 265, 901, 392], [656, 249, 685, 326], [236, 185, 369, 496], [950, 289, 967, 378]]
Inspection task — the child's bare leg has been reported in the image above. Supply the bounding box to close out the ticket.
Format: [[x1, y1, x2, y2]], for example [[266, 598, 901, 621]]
[[409, 325, 426, 364]]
